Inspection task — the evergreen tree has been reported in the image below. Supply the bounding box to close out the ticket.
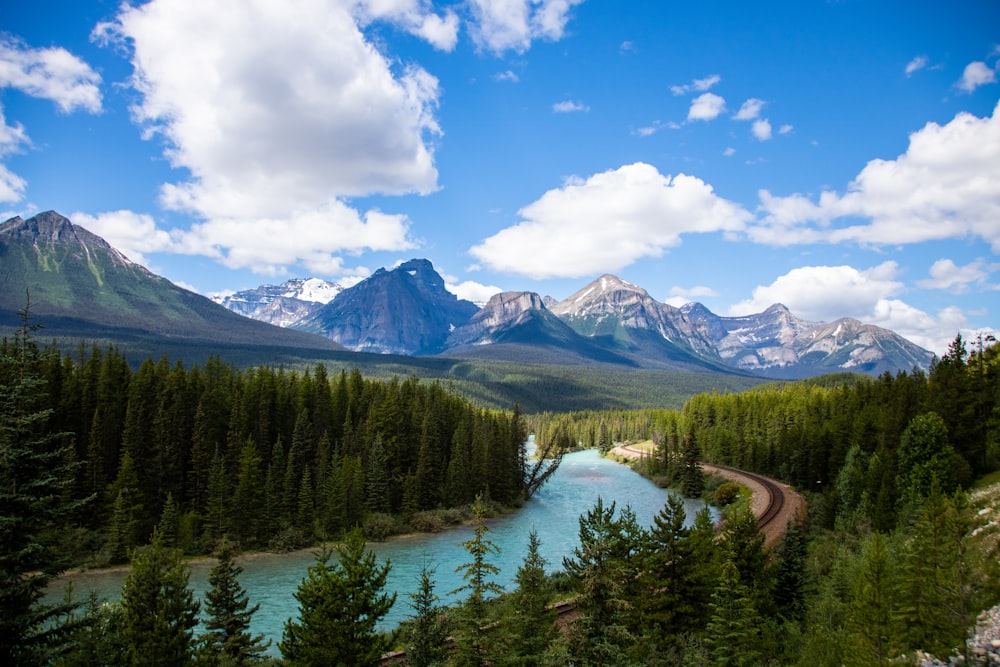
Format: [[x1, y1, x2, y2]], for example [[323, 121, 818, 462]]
[[403, 565, 449, 667], [680, 427, 704, 498], [502, 530, 557, 666], [119, 531, 200, 666], [200, 539, 270, 665], [156, 492, 180, 549], [704, 560, 761, 667], [843, 532, 895, 667], [773, 520, 809, 621], [106, 451, 144, 563], [561, 497, 638, 665], [280, 528, 395, 666], [451, 495, 503, 667], [0, 307, 88, 665]]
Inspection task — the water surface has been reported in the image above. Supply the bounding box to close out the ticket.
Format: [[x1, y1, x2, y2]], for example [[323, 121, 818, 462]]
[[50, 448, 711, 653]]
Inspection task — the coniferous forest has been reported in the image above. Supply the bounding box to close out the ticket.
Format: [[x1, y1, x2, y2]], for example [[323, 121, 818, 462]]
[[4, 306, 1000, 665]]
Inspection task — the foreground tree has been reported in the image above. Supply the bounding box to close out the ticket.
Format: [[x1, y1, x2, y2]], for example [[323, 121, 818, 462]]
[[502, 530, 557, 665], [280, 528, 395, 666], [119, 530, 200, 666], [451, 495, 503, 667], [402, 565, 449, 667], [200, 539, 270, 664], [0, 306, 87, 664]]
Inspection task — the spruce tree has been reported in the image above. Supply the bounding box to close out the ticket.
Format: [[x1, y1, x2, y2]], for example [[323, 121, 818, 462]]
[[503, 530, 557, 665], [451, 495, 503, 667], [200, 539, 270, 664], [843, 532, 895, 667], [280, 528, 394, 666], [704, 560, 761, 667], [403, 565, 449, 667], [119, 530, 200, 666], [0, 306, 88, 665]]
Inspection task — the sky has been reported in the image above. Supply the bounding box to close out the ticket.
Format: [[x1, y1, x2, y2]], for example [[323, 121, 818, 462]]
[[2, 0, 1000, 356]]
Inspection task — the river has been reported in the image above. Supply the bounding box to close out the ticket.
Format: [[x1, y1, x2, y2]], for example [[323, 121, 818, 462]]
[[48, 447, 711, 654]]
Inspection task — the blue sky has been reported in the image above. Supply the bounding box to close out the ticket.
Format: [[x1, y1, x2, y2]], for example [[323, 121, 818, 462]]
[[2, 0, 999, 355]]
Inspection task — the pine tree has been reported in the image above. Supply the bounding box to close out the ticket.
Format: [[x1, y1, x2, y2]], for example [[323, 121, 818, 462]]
[[119, 530, 200, 666], [200, 539, 270, 665], [503, 530, 557, 665], [0, 306, 88, 664], [280, 528, 395, 666], [561, 497, 638, 665], [403, 565, 449, 667], [843, 532, 895, 667], [451, 495, 503, 667], [704, 560, 761, 667]]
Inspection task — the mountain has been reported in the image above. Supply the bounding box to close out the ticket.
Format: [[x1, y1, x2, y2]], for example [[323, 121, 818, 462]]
[[547, 274, 729, 371], [294, 258, 480, 355], [445, 291, 636, 365], [679, 302, 935, 378], [0, 211, 344, 360], [213, 277, 341, 327]]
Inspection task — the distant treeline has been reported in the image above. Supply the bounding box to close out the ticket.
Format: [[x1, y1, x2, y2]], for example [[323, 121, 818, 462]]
[[13, 340, 533, 562], [531, 335, 1000, 529]]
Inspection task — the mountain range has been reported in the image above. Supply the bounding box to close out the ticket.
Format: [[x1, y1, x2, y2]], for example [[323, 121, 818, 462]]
[[220, 253, 935, 379], [2, 211, 935, 379]]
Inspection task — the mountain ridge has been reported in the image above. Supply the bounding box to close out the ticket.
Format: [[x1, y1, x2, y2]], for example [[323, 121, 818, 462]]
[[5, 211, 936, 379]]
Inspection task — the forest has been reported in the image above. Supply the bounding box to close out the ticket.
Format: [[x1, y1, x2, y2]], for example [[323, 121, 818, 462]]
[[3, 302, 1000, 665]]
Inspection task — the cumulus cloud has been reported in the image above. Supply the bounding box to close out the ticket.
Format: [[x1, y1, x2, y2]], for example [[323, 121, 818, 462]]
[[957, 61, 997, 92], [671, 74, 721, 96], [905, 55, 928, 77], [754, 101, 1000, 251], [96, 0, 435, 273], [0, 37, 102, 203], [916, 258, 999, 294], [467, 0, 583, 54], [688, 92, 726, 121], [72, 210, 179, 266], [728, 262, 962, 354], [446, 279, 503, 305], [0, 37, 102, 113], [733, 98, 765, 120], [752, 118, 772, 141], [665, 285, 718, 308], [350, 0, 460, 51], [553, 99, 589, 113], [468, 162, 752, 279]]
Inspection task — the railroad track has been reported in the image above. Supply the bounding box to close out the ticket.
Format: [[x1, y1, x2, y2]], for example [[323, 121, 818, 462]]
[[614, 445, 787, 534]]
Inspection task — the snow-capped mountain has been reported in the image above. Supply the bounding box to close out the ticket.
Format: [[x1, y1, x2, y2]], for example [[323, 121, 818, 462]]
[[293, 259, 479, 355], [214, 278, 342, 328]]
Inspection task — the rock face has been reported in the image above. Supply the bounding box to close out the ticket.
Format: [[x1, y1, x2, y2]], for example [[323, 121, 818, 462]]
[[680, 302, 935, 378], [214, 278, 342, 328], [294, 259, 479, 355]]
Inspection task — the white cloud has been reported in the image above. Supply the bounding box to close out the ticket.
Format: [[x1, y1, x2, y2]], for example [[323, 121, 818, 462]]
[[665, 285, 718, 307], [671, 74, 721, 96], [957, 61, 997, 92], [0, 163, 26, 203], [0, 37, 102, 113], [905, 55, 928, 77], [96, 0, 437, 273], [0, 37, 102, 203], [755, 101, 1000, 251], [446, 279, 502, 305], [723, 147, 736, 157], [916, 258, 999, 294], [72, 210, 179, 266], [778, 124, 793, 135], [727, 262, 964, 354], [552, 99, 589, 113], [688, 92, 725, 121], [733, 98, 765, 120], [467, 0, 583, 54], [178, 203, 417, 275], [752, 118, 772, 141], [350, 0, 460, 51], [495, 69, 520, 82], [468, 162, 752, 279]]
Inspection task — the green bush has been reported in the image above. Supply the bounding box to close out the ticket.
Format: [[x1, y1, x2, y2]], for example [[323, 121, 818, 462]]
[[715, 481, 741, 506]]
